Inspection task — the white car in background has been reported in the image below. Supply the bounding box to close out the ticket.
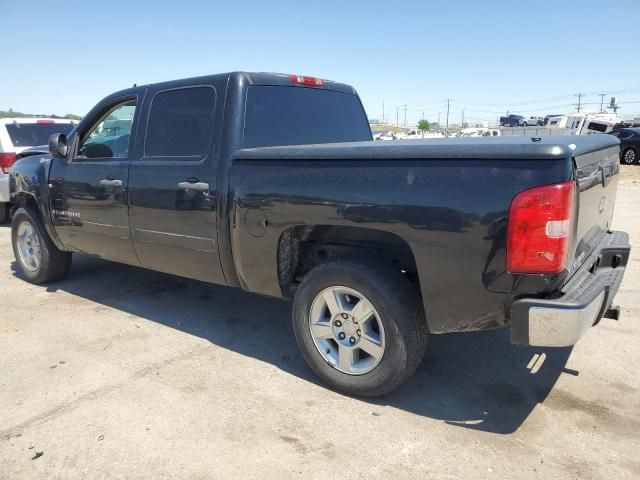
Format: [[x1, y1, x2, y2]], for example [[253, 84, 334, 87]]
[[481, 128, 501, 137], [0, 118, 77, 222]]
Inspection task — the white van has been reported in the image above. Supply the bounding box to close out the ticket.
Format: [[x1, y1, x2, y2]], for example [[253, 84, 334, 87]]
[[0, 118, 77, 221]]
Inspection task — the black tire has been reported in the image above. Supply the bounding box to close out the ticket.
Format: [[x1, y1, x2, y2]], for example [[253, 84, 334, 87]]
[[0, 202, 7, 224], [522, 122, 528, 127], [621, 147, 637, 165], [11, 206, 72, 284], [292, 259, 428, 397]]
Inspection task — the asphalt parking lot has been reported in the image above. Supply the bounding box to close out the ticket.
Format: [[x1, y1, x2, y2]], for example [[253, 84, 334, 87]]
[[1, 167, 639, 480]]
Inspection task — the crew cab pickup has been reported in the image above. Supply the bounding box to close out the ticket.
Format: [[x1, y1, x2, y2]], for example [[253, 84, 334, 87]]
[[8, 72, 630, 396]]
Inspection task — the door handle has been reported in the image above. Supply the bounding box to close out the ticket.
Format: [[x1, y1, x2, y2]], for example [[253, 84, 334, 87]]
[[99, 179, 123, 187], [177, 181, 210, 192]]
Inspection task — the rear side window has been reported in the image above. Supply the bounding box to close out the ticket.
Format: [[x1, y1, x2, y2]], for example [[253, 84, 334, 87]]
[[617, 130, 633, 139], [586, 122, 609, 133], [243, 86, 372, 148], [144, 86, 216, 158], [5, 122, 74, 147]]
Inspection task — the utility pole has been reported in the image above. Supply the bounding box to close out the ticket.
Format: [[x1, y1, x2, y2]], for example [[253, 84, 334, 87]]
[[575, 93, 583, 113], [403, 104, 408, 127], [438, 112, 441, 126], [382, 99, 385, 123], [445, 99, 450, 138], [461, 108, 465, 128], [599, 94, 606, 112], [396, 106, 399, 128], [422, 111, 424, 120]]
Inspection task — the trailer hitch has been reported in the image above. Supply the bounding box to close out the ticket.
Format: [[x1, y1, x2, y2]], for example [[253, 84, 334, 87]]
[[604, 305, 621, 321]]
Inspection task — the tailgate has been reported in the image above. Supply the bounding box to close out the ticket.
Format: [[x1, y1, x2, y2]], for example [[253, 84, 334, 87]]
[[569, 145, 620, 275]]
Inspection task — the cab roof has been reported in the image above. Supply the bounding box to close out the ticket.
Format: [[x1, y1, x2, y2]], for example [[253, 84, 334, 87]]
[[112, 71, 357, 97]]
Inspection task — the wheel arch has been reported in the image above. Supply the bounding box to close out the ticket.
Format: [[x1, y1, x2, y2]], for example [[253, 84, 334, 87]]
[[277, 224, 423, 309], [10, 191, 40, 214], [10, 191, 66, 251]]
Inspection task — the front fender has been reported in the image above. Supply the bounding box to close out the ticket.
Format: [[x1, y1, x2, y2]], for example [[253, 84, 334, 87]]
[[9, 155, 65, 250]]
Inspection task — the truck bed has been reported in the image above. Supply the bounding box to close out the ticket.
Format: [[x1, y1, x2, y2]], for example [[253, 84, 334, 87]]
[[230, 135, 621, 334]]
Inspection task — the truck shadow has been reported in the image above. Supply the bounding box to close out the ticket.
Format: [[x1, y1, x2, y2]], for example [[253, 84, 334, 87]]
[[13, 254, 574, 435]]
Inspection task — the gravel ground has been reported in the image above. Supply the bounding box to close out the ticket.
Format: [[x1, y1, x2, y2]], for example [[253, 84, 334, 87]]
[[0, 167, 639, 480]]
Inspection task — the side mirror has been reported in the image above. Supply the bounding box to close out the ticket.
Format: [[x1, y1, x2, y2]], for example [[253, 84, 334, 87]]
[[48, 133, 68, 158]]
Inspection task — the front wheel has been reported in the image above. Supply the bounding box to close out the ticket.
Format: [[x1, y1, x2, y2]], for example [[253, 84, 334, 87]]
[[11, 207, 72, 284], [292, 259, 428, 397], [622, 147, 637, 165], [522, 122, 528, 127]]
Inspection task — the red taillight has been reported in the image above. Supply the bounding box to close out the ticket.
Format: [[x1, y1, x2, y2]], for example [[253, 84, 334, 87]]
[[506, 181, 575, 274], [289, 74, 324, 86], [0, 152, 16, 174], [37, 119, 55, 124]]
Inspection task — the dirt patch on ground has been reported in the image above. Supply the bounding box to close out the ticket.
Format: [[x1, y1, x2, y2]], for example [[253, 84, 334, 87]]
[[619, 165, 640, 187]]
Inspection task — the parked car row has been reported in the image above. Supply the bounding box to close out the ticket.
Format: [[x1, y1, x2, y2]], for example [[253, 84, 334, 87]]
[[0, 118, 77, 222]]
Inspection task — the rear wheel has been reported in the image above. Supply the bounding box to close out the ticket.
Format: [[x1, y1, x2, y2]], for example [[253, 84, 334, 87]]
[[0, 203, 7, 224], [292, 259, 428, 397], [622, 147, 637, 165], [522, 122, 528, 127], [11, 207, 72, 284]]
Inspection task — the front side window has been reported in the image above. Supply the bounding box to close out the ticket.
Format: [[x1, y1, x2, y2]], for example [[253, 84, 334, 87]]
[[144, 86, 216, 159], [78, 100, 136, 159]]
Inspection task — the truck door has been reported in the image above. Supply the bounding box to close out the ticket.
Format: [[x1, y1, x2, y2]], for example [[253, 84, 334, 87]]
[[127, 81, 226, 284], [49, 95, 140, 265]]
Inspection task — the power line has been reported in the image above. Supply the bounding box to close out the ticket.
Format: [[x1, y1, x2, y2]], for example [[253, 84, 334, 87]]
[[452, 88, 640, 107], [453, 94, 574, 107]]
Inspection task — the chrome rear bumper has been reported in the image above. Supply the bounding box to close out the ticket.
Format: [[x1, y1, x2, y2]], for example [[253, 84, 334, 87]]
[[510, 231, 630, 347]]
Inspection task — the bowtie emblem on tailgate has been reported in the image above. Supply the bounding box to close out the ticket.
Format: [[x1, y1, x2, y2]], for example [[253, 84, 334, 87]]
[[598, 196, 608, 214]]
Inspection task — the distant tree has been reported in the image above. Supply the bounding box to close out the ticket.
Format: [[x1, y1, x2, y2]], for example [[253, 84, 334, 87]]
[[0, 109, 82, 119], [417, 119, 432, 137]]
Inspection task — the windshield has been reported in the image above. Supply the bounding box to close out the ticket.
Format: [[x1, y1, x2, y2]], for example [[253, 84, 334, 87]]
[[5, 122, 75, 147], [243, 86, 371, 148]]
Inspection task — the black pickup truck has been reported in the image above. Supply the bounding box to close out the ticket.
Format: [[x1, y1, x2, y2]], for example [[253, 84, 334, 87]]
[[8, 72, 630, 396]]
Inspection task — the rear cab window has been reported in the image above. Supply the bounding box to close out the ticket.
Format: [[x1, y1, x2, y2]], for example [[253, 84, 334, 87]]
[[5, 122, 74, 148], [243, 86, 371, 148]]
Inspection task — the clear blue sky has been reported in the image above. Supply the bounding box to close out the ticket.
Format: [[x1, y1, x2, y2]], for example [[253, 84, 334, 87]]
[[2, 0, 639, 125]]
